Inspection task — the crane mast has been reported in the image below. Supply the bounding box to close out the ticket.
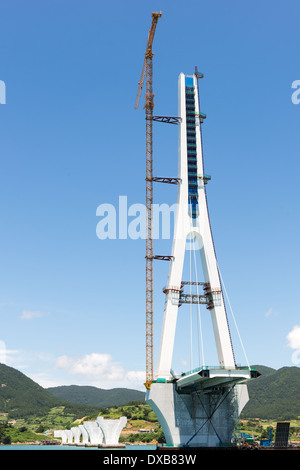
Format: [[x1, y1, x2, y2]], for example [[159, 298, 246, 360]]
[[135, 12, 162, 389]]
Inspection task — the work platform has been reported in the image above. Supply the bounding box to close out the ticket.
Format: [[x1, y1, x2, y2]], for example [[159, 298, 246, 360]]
[[172, 366, 260, 393]]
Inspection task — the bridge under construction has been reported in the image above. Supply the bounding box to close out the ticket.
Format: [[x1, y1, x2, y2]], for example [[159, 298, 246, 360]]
[[135, 12, 260, 447]]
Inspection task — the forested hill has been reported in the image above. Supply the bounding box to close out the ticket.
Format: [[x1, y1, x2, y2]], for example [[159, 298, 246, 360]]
[[47, 365, 300, 420], [47, 384, 145, 408], [0, 363, 144, 419], [242, 365, 300, 420], [1, 362, 300, 421], [0, 363, 103, 419]]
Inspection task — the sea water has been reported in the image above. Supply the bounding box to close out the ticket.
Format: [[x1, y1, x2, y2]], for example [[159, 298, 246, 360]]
[[0, 444, 157, 450]]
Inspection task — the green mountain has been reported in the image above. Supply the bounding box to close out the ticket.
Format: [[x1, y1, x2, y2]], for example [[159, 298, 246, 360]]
[[242, 365, 300, 420], [0, 363, 102, 419], [47, 385, 145, 408], [1, 362, 300, 422], [47, 365, 300, 421], [0, 363, 145, 421]]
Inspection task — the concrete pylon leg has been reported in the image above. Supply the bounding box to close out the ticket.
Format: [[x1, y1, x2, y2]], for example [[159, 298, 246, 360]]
[[83, 421, 104, 445], [71, 427, 81, 444], [65, 429, 74, 444], [78, 425, 89, 444], [97, 417, 127, 446], [156, 73, 236, 380], [54, 430, 67, 444]]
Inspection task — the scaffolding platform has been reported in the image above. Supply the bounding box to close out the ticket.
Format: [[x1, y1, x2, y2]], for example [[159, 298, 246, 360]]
[[174, 367, 260, 393]]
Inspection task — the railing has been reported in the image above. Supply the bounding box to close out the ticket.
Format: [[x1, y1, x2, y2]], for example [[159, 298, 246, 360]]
[[182, 365, 253, 377]]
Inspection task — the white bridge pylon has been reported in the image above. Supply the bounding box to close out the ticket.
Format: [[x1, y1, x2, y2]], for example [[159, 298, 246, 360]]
[[156, 72, 235, 380], [146, 71, 260, 448]]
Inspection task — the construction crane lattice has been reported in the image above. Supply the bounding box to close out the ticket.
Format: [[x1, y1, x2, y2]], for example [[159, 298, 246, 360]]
[[135, 12, 162, 390]]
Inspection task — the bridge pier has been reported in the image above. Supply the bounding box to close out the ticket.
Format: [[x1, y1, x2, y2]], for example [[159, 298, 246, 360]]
[[83, 421, 104, 445], [146, 382, 249, 447], [78, 424, 89, 444], [97, 416, 127, 447], [71, 426, 81, 445], [54, 430, 68, 444]]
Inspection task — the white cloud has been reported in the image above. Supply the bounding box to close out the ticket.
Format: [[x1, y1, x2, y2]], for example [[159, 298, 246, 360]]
[[56, 353, 124, 380], [1, 347, 145, 391], [0, 340, 19, 364], [265, 308, 278, 318], [29, 373, 63, 389], [20, 310, 47, 320], [55, 353, 145, 390], [286, 325, 300, 350], [125, 370, 146, 389]]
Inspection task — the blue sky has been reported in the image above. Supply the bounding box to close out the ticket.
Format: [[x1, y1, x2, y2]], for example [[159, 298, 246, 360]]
[[0, 0, 300, 391]]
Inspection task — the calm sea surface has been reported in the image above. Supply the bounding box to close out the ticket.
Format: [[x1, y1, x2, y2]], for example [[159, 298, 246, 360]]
[[0, 444, 157, 451]]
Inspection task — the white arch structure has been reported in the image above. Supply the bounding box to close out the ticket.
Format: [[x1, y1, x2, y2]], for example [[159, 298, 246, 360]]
[[97, 416, 127, 447], [54, 417, 127, 447], [54, 430, 68, 444]]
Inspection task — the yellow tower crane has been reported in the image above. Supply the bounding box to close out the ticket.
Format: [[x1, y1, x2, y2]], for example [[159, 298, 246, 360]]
[[135, 11, 162, 390]]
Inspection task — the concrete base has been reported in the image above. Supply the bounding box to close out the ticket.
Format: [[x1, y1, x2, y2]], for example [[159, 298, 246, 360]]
[[99, 443, 126, 448], [146, 382, 248, 447]]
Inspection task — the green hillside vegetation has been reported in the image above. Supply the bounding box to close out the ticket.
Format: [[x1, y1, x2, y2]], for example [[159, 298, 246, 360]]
[[242, 365, 300, 420], [0, 362, 159, 443], [47, 385, 145, 408], [1, 361, 300, 445], [0, 423, 44, 444], [81, 401, 165, 444], [0, 362, 300, 445], [46, 365, 300, 422], [0, 400, 164, 444], [237, 418, 300, 443], [0, 363, 102, 420]]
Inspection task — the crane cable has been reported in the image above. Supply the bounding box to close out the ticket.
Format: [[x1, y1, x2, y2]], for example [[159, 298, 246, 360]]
[[188, 237, 250, 370], [188, 233, 205, 370], [218, 267, 250, 369], [189, 235, 193, 371]]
